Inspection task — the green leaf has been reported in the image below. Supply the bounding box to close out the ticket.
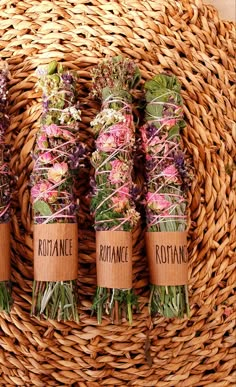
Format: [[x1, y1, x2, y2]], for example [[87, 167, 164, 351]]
[[54, 93, 66, 109], [47, 61, 58, 75], [33, 200, 52, 216], [50, 74, 60, 85], [179, 119, 186, 129], [44, 115, 53, 125], [168, 125, 180, 139], [57, 63, 64, 73], [131, 66, 141, 89], [146, 102, 163, 119], [144, 74, 181, 102], [102, 87, 131, 103]]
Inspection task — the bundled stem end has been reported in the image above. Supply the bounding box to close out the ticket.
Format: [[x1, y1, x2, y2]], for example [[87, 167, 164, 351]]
[[31, 280, 79, 322], [149, 284, 190, 319], [0, 282, 12, 314], [92, 287, 138, 325]]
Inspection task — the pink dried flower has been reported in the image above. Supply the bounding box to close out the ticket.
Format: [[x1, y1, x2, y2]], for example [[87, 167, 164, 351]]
[[116, 186, 130, 198], [31, 181, 52, 200], [37, 134, 48, 149], [162, 164, 178, 182], [47, 190, 58, 203], [164, 118, 177, 128], [48, 162, 68, 183], [149, 137, 163, 153], [111, 122, 132, 147], [111, 195, 129, 213], [111, 186, 130, 212], [109, 160, 129, 184], [96, 133, 116, 152], [146, 192, 171, 211], [45, 124, 61, 137], [39, 152, 53, 163]]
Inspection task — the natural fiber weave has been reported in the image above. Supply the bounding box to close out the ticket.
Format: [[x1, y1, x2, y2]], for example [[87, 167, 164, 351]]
[[0, 0, 235, 385]]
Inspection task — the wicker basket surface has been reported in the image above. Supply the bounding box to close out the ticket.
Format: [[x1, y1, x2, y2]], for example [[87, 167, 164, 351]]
[[0, 0, 235, 386]]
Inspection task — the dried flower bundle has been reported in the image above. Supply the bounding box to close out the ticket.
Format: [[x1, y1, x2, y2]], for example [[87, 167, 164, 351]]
[[31, 61, 83, 321], [90, 57, 140, 324], [140, 74, 190, 318]]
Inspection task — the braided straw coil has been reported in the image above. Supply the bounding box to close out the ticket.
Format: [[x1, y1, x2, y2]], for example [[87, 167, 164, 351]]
[[0, 0, 235, 386]]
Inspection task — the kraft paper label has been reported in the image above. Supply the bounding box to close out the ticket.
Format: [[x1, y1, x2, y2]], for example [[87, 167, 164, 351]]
[[0, 223, 11, 281], [145, 232, 188, 286], [96, 231, 132, 289], [34, 223, 78, 281]]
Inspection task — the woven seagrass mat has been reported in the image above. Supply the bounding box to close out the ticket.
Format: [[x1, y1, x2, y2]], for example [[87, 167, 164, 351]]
[[0, 0, 235, 386]]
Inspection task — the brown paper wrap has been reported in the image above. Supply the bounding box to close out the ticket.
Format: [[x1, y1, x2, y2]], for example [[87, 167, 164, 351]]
[[0, 223, 11, 281], [96, 231, 132, 289], [145, 231, 188, 286], [34, 223, 78, 281]]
